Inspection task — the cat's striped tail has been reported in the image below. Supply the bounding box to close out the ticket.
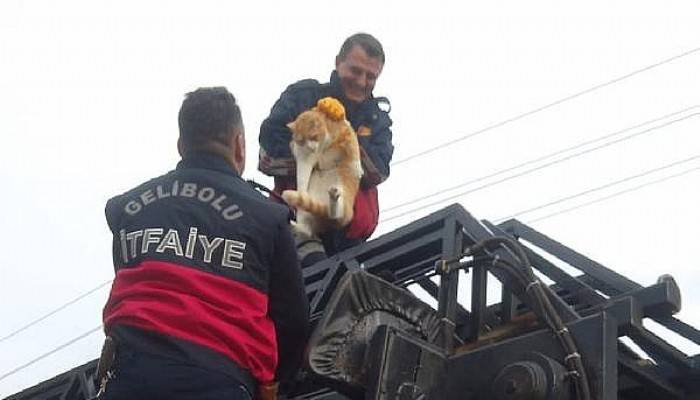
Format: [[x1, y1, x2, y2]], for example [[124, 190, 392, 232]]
[[282, 190, 329, 217]]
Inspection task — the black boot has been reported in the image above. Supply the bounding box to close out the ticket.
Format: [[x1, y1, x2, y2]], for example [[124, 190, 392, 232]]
[[292, 229, 327, 268]]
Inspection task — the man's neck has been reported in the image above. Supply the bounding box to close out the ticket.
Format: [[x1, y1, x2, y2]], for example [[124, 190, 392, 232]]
[[182, 148, 241, 176]]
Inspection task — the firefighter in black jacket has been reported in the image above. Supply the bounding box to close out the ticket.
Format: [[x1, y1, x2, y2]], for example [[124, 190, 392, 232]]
[[99, 87, 309, 400], [259, 33, 393, 260]]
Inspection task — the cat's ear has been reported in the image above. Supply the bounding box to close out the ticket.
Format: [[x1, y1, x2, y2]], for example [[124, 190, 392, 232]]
[[287, 121, 296, 131]]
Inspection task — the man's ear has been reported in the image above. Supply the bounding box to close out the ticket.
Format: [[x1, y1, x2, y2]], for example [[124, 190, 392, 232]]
[[335, 55, 341, 70], [177, 137, 184, 157], [233, 131, 246, 175]]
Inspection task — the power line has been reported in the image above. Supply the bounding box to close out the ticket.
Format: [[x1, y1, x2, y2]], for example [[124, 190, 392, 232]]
[[7, 46, 700, 365], [5, 168, 699, 384], [0, 325, 102, 383], [0, 279, 112, 344], [4, 109, 697, 349], [391, 46, 700, 166], [382, 105, 699, 213], [6, 46, 700, 346], [522, 165, 700, 224], [380, 112, 700, 224], [494, 154, 700, 223]]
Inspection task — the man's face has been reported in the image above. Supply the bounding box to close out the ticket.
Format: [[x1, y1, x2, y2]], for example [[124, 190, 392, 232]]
[[336, 45, 383, 104]]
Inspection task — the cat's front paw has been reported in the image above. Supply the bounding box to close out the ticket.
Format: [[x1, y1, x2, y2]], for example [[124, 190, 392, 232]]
[[328, 187, 340, 200], [328, 187, 342, 220]]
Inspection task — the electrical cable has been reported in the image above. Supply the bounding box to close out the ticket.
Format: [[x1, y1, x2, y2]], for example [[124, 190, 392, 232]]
[[7, 173, 696, 393], [6, 47, 700, 381], [6, 159, 697, 385], [381, 111, 700, 223], [382, 105, 699, 214], [1, 180, 283, 347], [0, 325, 103, 383], [1, 179, 283, 348], [460, 237, 592, 399], [495, 154, 700, 223], [463, 236, 530, 274], [391, 46, 700, 166], [7, 48, 699, 347], [523, 165, 700, 224], [0, 279, 112, 344]]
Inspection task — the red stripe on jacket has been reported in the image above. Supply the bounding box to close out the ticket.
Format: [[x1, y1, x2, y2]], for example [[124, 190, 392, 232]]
[[103, 260, 277, 383]]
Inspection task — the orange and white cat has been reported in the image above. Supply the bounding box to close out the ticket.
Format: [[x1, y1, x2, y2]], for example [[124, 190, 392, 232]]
[[282, 97, 363, 237]]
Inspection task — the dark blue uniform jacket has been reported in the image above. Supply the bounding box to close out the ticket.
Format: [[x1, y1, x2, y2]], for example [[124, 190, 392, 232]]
[[103, 153, 309, 389]]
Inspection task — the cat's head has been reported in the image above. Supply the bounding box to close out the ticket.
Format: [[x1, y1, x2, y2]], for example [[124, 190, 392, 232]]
[[287, 97, 348, 151], [287, 111, 327, 150]]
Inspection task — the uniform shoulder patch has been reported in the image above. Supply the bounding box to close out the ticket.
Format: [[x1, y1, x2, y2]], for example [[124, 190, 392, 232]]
[[357, 126, 372, 137]]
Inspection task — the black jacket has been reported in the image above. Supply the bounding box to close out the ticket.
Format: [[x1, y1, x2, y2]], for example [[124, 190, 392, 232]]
[[103, 153, 309, 387]]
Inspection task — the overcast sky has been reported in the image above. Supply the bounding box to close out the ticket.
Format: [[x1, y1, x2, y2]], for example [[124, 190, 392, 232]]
[[1, 0, 699, 397]]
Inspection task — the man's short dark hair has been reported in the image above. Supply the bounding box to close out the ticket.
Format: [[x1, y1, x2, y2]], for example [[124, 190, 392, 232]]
[[178, 87, 242, 150], [337, 33, 385, 64]]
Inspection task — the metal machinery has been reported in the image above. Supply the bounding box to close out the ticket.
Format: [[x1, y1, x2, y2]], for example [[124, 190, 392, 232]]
[[6, 204, 700, 400]]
